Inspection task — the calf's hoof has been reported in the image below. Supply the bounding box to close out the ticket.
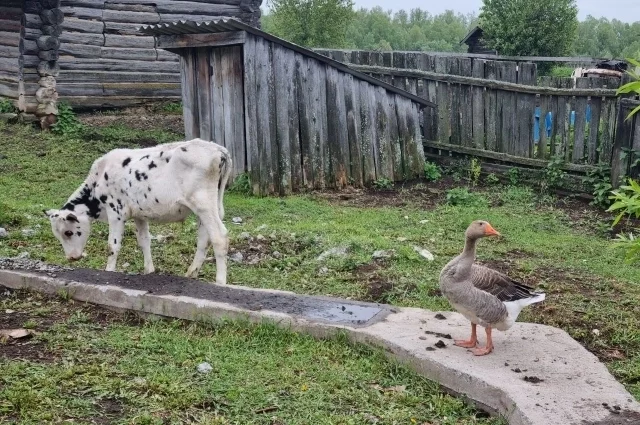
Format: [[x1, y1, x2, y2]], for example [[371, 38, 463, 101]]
[[185, 269, 199, 279]]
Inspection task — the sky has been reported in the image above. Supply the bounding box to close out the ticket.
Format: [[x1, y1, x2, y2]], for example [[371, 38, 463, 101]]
[[262, 0, 640, 22]]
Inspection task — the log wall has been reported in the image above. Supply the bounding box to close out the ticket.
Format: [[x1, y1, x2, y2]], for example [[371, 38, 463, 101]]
[[34, 0, 261, 110], [0, 1, 24, 105]]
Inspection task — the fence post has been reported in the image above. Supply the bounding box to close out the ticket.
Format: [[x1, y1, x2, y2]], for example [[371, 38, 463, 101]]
[[611, 99, 634, 186]]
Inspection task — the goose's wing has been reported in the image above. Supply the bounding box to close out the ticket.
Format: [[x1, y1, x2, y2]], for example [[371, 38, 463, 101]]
[[470, 264, 537, 302]]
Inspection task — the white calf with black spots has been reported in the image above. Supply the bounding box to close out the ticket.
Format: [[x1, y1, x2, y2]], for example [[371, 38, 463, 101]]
[[45, 138, 232, 284]]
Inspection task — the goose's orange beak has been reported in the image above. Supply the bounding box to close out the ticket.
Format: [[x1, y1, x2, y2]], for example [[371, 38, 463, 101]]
[[484, 223, 501, 236]]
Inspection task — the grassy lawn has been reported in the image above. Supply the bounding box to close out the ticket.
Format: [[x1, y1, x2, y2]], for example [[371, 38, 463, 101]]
[[1, 288, 499, 424], [0, 110, 639, 415]]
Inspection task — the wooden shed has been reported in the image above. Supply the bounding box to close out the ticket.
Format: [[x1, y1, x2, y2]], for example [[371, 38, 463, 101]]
[[460, 26, 497, 55], [0, 0, 262, 122], [141, 18, 436, 196]]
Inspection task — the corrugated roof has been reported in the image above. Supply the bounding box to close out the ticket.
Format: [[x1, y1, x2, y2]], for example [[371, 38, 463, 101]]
[[140, 18, 436, 109], [140, 18, 250, 36]]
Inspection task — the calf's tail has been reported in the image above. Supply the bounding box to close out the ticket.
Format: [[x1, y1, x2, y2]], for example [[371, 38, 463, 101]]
[[217, 150, 232, 221]]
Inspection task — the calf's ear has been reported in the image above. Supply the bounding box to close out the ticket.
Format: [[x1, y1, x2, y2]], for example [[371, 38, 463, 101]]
[[44, 209, 55, 217]]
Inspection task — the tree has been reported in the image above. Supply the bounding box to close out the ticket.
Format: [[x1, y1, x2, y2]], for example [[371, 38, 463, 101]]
[[479, 0, 578, 57], [343, 8, 474, 52], [264, 0, 355, 48]]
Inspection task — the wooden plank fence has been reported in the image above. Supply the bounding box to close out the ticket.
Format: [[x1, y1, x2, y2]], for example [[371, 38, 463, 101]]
[[316, 50, 640, 184]]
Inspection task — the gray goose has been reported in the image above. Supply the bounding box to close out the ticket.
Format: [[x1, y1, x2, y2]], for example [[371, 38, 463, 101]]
[[439, 220, 545, 356]]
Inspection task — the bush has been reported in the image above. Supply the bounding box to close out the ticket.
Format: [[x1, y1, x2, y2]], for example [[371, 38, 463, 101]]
[[373, 178, 393, 189], [484, 173, 500, 185], [228, 173, 252, 195], [423, 161, 441, 181], [608, 179, 640, 263], [0, 98, 17, 114], [617, 58, 640, 120], [51, 102, 85, 136], [608, 179, 640, 226], [548, 66, 574, 78], [582, 165, 613, 209], [446, 187, 487, 207]]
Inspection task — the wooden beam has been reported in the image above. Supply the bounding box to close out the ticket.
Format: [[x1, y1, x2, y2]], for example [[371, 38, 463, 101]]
[[349, 64, 620, 97], [423, 140, 597, 173], [156, 31, 246, 50], [314, 49, 608, 64]]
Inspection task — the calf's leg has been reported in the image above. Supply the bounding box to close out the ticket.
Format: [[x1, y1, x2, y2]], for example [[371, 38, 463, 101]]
[[134, 218, 154, 274], [187, 190, 228, 285], [106, 218, 125, 272], [186, 218, 209, 278]]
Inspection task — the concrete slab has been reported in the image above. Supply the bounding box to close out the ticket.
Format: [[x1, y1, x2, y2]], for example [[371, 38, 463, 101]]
[[1, 264, 638, 425]]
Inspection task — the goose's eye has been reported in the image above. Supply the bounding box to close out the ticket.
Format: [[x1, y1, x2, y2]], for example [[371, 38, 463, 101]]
[[64, 230, 74, 238]]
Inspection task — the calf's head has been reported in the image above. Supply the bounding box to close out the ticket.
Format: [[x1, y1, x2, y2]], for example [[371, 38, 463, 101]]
[[45, 210, 91, 261]]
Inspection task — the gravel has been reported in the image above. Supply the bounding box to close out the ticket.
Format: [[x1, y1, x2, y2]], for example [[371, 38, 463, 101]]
[[0, 257, 73, 273]]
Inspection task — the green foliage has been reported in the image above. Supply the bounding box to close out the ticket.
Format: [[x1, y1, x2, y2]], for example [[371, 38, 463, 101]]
[[548, 66, 574, 77], [0, 202, 25, 228], [160, 101, 182, 114], [507, 167, 520, 186], [0, 98, 17, 114], [423, 161, 441, 181], [469, 158, 481, 186], [607, 179, 640, 265], [617, 58, 640, 121], [573, 18, 640, 59], [344, 8, 475, 52], [539, 156, 567, 192], [51, 102, 85, 136], [228, 172, 252, 195], [480, 0, 578, 56], [484, 173, 500, 185], [373, 177, 393, 189], [265, 0, 355, 47], [607, 178, 640, 226], [612, 232, 640, 264], [582, 165, 613, 208], [445, 187, 487, 207]]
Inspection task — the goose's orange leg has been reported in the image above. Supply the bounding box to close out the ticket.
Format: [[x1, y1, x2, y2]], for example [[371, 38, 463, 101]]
[[454, 323, 478, 348], [472, 326, 494, 356]]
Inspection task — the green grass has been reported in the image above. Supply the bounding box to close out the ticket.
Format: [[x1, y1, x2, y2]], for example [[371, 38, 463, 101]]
[[0, 117, 639, 404], [1, 289, 499, 424]]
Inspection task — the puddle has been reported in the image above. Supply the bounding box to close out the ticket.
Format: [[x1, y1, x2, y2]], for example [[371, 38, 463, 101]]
[[303, 302, 384, 325]]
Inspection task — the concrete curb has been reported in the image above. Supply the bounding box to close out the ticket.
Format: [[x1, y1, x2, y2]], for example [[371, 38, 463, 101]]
[[1, 268, 638, 425]]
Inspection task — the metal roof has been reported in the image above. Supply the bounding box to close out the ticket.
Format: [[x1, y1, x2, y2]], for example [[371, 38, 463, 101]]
[[140, 18, 436, 109]]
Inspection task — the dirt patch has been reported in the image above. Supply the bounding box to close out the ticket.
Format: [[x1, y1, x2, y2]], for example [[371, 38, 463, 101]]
[[78, 105, 184, 136], [227, 233, 316, 265], [0, 285, 132, 363], [314, 178, 452, 209], [93, 397, 125, 425], [353, 261, 392, 302], [351, 260, 416, 303]]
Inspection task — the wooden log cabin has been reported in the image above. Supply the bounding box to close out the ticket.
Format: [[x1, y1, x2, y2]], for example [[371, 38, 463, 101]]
[[140, 18, 436, 195], [0, 0, 262, 124]]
